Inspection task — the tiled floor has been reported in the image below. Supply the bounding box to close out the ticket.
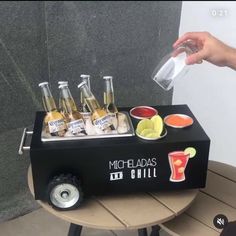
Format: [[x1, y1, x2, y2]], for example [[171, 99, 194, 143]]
[[0, 209, 171, 236]]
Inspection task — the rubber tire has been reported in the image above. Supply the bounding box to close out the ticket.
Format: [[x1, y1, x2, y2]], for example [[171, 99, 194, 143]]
[[47, 174, 83, 211]]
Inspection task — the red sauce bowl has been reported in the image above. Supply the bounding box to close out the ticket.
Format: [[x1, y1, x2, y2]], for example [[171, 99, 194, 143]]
[[129, 106, 158, 120]]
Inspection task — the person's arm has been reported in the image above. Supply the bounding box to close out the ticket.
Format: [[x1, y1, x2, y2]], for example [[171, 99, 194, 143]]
[[226, 47, 236, 70], [173, 31, 236, 70]]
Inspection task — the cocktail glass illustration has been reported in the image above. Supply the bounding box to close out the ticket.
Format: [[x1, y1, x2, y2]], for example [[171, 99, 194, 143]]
[[168, 151, 190, 182]]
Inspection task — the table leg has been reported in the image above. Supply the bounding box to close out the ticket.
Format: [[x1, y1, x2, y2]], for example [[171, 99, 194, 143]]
[[138, 228, 148, 236], [150, 225, 161, 236], [68, 223, 82, 236]]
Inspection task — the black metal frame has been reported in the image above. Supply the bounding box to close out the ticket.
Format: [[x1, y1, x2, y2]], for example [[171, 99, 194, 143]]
[[68, 224, 82, 236], [150, 225, 161, 236]]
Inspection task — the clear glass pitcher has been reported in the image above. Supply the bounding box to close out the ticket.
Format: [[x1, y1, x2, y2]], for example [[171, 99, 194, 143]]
[[151, 41, 198, 91]]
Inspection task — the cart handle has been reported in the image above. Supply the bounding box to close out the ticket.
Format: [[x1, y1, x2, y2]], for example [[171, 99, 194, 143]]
[[18, 128, 33, 155]]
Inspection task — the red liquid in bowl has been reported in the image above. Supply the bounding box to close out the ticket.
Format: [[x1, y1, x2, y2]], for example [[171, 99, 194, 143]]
[[130, 106, 157, 119]]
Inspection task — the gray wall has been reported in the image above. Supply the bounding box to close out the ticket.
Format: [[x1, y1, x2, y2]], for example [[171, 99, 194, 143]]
[[0, 1, 182, 221]]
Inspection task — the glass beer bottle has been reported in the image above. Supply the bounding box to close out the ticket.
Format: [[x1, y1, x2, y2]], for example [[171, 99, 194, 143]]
[[58, 81, 68, 116], [80, 74, 91, 113], [38, 82, 67, 136], [103, 76, 118, 129], [59, 84, 86, 135], [77, 81, 112, 131]]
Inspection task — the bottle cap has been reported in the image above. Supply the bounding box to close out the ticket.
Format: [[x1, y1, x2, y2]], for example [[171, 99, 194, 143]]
[[77, 81, 87, 89], [58, 84, 68, 89], [58, 81, 68, 85], [103, 76, 113, 80], [38, 82, 49, 87], [80, 74, 90, 78]]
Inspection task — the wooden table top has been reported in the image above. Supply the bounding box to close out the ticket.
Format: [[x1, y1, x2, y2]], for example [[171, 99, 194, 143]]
[[28, 166, 198, 230], [161, 161, 236, 236]]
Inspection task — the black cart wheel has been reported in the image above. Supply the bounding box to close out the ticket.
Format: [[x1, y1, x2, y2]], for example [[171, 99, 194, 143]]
[[47, 174, 83, 211]]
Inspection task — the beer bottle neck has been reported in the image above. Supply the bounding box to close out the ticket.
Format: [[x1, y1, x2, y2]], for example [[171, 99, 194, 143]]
[[60, 86, 78, 114], [80, 76, 91, 110], [40, 84, 57, 112], [104, 78, 114, 93], [79, 84, 101, 112], [103, 77, 116, 107], [82, 76, 91, 90], [104, 92, 115, 105]]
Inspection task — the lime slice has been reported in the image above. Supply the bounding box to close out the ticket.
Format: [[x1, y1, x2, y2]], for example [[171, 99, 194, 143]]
[[151, 115, 164, 136], [145, 131, 160, 139], [140, 128, 155, 137], [184, 147, 197, 158], [136, 119, 154, 135]]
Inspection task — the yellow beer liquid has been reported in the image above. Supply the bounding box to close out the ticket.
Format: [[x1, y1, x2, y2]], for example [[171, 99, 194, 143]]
[[42, 96, 66, 136], [44, 110, 66, 136], [80, 93, 85, 108], [65, 111, 83, 122], [61, 97, 85, 131], [80, 93, 90, 112], [58, 97, 66, 118], [85, 96, 109, 121], [85, 96, 100, 111], [61, 97, 79, 114], [103, 92, 118, 114], [42, 96, 56, 113], [44, 110, 65, 124], [92, 108, 108, 121]]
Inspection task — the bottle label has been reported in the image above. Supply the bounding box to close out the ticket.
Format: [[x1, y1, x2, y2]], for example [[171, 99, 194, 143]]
[[108, 113, 118, 130], [67, 119, 85, 134], [109, 113, 116, 119], [93, 115, 112, 130], [48, 119, 66, 134], [81, 112, 92, 121]]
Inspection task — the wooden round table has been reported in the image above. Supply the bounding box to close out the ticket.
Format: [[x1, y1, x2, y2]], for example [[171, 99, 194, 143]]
[[160, 161, 236, 236], [28, 166, 198, 236]]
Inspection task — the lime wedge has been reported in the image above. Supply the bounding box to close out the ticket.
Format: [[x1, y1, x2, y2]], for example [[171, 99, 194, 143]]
[[151, 115, 164, 136], [140, 128, 155, 136], [136, 119, 154, 135], [184, 147, 197, 158], [145, 131, 160, 139]]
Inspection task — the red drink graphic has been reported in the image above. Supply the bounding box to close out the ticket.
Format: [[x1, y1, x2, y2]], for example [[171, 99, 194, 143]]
[[168, 151, 190, 182]]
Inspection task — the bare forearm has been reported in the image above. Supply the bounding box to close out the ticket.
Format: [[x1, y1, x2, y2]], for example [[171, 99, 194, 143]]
[[226, 47, 236, 70], [174, 32, 236, 70]]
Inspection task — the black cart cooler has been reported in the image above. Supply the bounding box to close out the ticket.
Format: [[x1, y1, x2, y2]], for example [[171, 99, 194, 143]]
[[20, 104, 210, 211]]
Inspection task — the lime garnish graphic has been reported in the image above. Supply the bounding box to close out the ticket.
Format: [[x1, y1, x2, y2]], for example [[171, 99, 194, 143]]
[[184, 147, 197, 158]]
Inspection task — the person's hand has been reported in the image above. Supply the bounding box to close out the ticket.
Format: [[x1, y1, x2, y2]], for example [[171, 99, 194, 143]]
[[173, 32, 236, 70]]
